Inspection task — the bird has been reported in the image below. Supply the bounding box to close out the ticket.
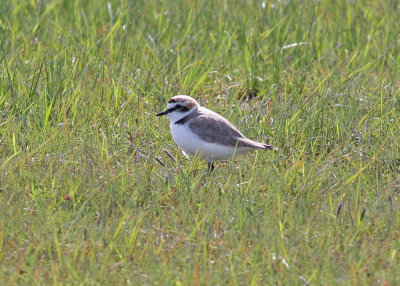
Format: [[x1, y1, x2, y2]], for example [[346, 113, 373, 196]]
[[156, 95, 277, 170]]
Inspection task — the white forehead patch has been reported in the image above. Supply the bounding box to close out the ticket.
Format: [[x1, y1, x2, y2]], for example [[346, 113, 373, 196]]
[[167, 102, 177, 109]]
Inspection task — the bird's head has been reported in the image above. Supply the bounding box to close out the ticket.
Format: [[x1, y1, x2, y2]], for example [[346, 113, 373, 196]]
[[156, 95, 199, 122]]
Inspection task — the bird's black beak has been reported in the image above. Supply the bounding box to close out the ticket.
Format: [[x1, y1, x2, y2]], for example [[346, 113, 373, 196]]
[[156, 109, 170, 116]]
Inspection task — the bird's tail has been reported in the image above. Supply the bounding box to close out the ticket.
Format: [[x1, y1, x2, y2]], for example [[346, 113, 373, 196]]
[[262, 143, 279, 151]]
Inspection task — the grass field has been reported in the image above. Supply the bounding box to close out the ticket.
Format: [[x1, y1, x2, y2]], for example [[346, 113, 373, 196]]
[[1, 0, 400, 284]]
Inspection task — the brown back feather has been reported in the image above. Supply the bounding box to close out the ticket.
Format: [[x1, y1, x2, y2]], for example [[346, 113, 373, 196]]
[[187, 107, 267, 149]]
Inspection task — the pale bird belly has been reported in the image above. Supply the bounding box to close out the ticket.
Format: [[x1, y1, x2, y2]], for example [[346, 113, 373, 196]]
[[170, 123, 245, 160]]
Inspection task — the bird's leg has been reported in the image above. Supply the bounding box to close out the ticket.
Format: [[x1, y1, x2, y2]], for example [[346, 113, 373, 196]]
[[207, 160, 215, 172]]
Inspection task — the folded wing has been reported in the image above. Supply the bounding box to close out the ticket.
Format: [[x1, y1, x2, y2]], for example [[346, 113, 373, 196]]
[[189, 108, 272, 149]]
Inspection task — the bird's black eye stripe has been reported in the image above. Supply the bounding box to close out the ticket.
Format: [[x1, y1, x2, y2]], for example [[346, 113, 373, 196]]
[[171, 104, 189, 112]]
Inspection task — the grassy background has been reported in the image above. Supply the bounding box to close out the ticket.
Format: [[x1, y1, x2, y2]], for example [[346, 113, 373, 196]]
[[1, 0, 399, 284]]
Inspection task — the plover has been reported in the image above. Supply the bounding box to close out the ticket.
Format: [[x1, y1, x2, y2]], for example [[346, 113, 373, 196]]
[[157, 95, 276, 170]]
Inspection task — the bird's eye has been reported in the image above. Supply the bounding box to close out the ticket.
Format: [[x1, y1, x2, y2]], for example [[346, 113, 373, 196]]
[[175, 104, 182, 109]]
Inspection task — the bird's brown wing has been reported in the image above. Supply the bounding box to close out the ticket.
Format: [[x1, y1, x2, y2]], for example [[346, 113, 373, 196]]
[[188, 108, 268, 149]]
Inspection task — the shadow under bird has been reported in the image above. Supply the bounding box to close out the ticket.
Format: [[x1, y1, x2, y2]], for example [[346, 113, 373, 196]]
[[157, 95, 277, 170]]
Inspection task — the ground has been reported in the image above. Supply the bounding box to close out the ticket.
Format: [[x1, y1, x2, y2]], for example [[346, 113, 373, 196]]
[[0, 0, 399, 284]]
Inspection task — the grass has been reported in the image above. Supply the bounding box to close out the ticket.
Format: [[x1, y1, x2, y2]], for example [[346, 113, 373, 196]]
[[1, 0, 399, 284]]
